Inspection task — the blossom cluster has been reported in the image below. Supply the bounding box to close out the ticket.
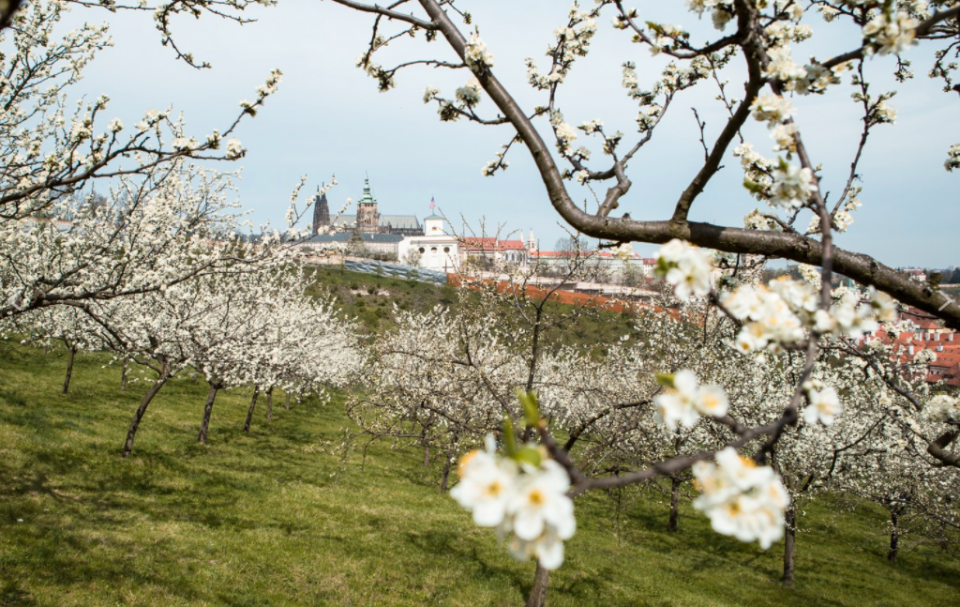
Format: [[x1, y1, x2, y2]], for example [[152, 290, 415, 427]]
[[552, 113, 579, 155], [455, 78, 482, 107], [723, 282, 808, 353], [802, 381, 842, 426], [769, 161, 818, 210], [450, 437, 575, 570], [924, 395, 960, 424], [946, 144, 960, 172], [654, 370, 729, 431], [863, 11, 919, 56], [692, 448, 790, 549], [464, 33, 495, 70], [723, 279, 893, 354], [686, 0, 736, 31], [654, 239, 713, 301]]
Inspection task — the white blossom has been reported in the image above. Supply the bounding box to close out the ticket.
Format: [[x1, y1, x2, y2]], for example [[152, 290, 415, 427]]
[[655, 370, 730, 431], [654, 239, 714, 301], [804, 386, 842, 425], [464, 33, 495, 69], [863, 11, 918, 55], [945, 144, 960, 172], [692, 448, 790, 549], [923, 395, 960, 424], [770, 163, 817, 210]]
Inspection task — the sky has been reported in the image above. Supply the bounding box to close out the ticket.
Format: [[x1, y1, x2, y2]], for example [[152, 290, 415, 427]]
[[56, 0, 960, 266]]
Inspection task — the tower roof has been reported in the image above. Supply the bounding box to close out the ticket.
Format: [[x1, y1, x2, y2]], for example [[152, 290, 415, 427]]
[[358, 176, 377, 206]]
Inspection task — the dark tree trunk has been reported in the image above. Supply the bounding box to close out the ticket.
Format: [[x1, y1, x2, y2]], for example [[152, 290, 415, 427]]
[[668, 476, 682, 532], [266, 386, 273, 423], [197, 382, 220, 444], [120, 358, 129, 392], [526, 561, 550, 607], [420, 424, 431, 468], [243, 386, 260, 433], [284, 392, 291, 411], [440, 453, 453, 492], [62, 345, 77, 394], [122, 376, 167, 458], [888, 510, 900, 564], [783, 505, 796, 586]]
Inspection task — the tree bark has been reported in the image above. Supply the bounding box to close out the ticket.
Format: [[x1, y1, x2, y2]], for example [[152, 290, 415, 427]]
[[120, 358, 129, 392], [668, 476, 682, 533], [284, 392, 291, 411], [266, 386, 273, 423], [526, 561, 550, 607], [440, 453, 453, 492], [243, 386, 260, 433], [782, 505, 796, 587], [62, 344, 77, 394], [888, 510, 900, 564], [122, 375, 167, 458], [197, 382, 220, 444]]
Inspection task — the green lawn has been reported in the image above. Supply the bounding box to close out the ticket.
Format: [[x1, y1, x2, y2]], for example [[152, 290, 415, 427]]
[[1, 345, 958, 606]]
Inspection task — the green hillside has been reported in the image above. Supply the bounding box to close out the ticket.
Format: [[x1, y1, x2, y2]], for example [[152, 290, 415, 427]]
[[0, 345, 958, 606]]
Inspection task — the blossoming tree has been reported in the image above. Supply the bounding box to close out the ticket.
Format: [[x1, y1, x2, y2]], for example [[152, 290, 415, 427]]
[[303, 2, 960, 602]]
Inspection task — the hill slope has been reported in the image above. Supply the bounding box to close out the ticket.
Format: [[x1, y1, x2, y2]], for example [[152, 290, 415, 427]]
[[1, 345, 958, 606]]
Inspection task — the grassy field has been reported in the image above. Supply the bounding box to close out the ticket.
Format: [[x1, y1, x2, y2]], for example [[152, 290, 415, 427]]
[[305, 266, 638, 354], [1, 344, 959, 606]]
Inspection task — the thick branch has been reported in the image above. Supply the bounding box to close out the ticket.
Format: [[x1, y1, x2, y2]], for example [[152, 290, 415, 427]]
[[330, 0, 437, 30]]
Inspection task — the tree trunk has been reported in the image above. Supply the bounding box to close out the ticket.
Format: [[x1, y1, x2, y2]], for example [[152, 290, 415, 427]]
[[62, 345, 77, 394], [526, 561, 550, 607], [120, 358, 129, 392], [440, 453, 453, 492], [122, 376, 167, 458], [668, 476, 682, 532], [243, 386, 260, 433], [197, 383, 220, 444], [782, 505, 796, 587], [266, 386, 273, 423], [284, 392, 291, 411], [888, 510, 900, 564]]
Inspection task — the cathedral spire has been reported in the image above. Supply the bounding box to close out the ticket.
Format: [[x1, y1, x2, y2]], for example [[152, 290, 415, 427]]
[[311, 184, 330, 236]]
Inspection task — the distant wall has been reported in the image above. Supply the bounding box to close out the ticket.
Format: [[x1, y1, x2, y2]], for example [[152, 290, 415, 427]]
[[343, 259, 447, 285]]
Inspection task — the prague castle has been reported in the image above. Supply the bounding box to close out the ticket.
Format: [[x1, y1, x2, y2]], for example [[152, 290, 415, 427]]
[[311, 177, 423, 237]]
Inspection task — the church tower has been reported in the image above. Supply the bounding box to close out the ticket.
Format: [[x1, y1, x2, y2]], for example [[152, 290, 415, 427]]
[[356, 176, 380, 233], [311, 185, 330, 236]]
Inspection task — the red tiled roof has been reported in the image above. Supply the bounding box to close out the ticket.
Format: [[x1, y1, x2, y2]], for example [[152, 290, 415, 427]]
[[460, 237, 529, 252]]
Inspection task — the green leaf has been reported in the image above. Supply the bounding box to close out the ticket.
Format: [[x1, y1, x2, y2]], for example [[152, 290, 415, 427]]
[[502, 416, 518, 457], [656, 373, 675, 388], [514, 445, 542, 468], [516, 389, 540, 427], [743, 178, 764, 194]]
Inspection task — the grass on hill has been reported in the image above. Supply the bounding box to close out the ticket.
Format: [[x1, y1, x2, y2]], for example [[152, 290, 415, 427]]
[[305, 266, 638, 354], [1, 344, 959, 606]]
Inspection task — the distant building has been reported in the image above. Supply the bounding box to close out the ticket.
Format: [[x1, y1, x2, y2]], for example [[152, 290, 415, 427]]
[[398, 214, 460, 272], [530, 248, 653, 278], [314, 177, 423, 236], [903, 268, 928, 282], [311, 187, 330, 236], [461, 236, 531, 266], [300, 231, 404, 257]]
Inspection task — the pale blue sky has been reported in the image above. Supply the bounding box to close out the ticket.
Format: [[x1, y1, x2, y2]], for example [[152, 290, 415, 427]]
[[60, 1, 959, 266]]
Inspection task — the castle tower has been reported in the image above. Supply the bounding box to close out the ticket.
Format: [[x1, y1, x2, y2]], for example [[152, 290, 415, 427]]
[[311, 185, 330, 236], [356, 176, 379, 233]]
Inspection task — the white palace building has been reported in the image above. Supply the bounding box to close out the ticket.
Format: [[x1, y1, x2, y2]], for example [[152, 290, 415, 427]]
[[397, 214, 460, 273]]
